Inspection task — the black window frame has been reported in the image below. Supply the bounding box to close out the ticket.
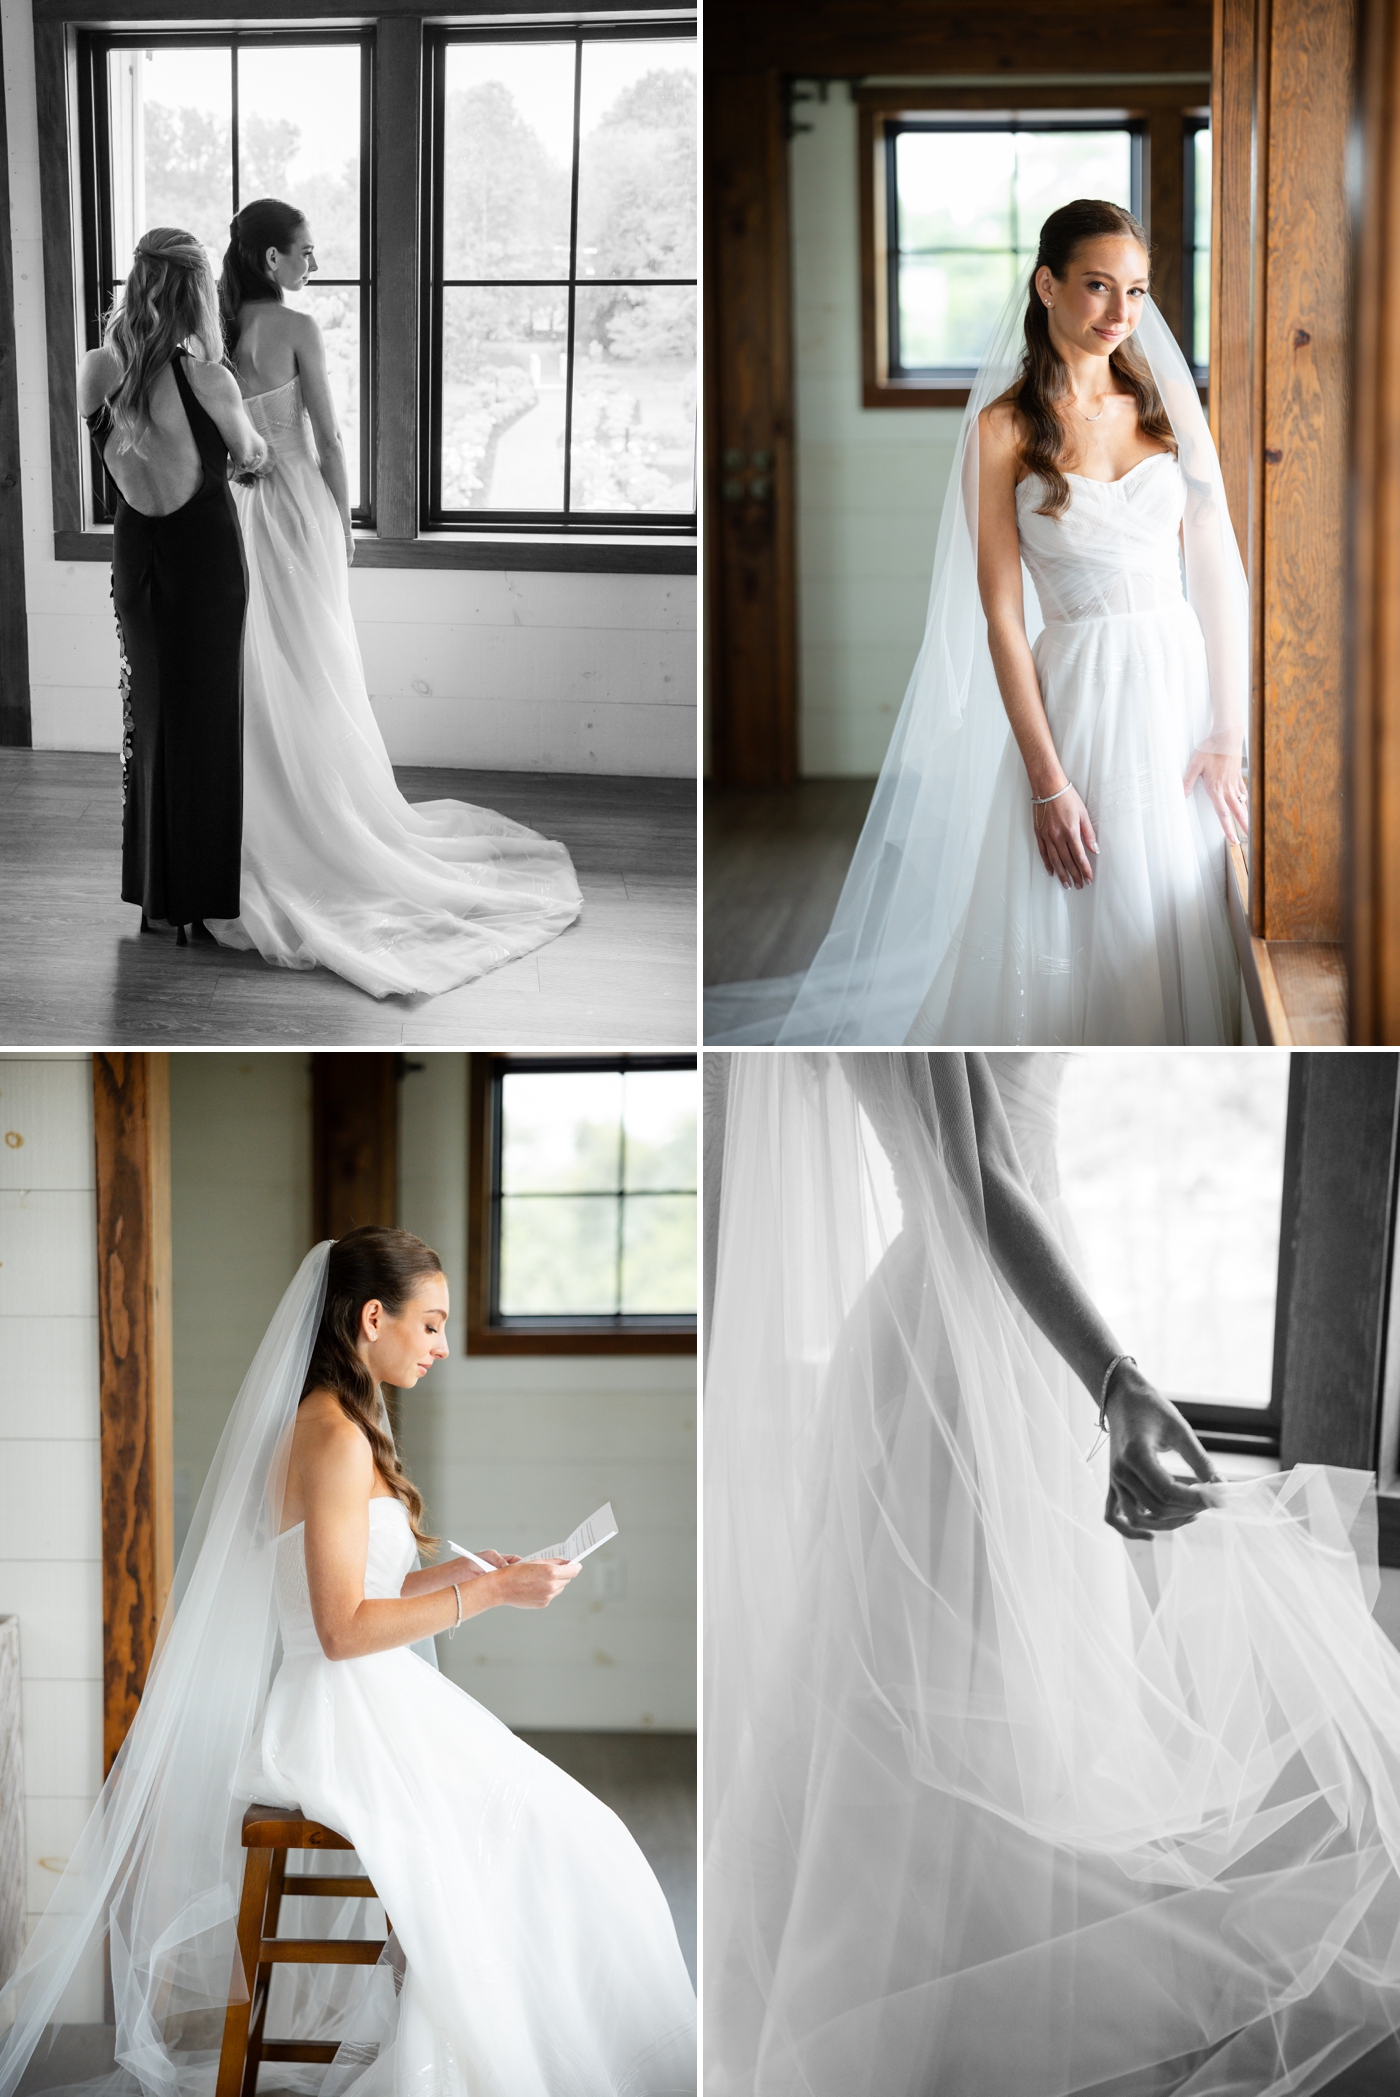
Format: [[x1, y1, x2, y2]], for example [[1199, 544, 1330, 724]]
[[1182, 112, 1211, 387], [881, 115, 1147, 388], [421, 18, 697, 539], [467, 1052, 698, 1357], [74, 25, 376, 529]]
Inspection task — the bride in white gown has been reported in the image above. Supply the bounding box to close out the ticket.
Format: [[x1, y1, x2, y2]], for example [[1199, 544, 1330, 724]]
[[208, 200, 581, 999], [705, 201, 1248, 1047], [0, 1226, 695, 2097], [706, 1053, 1400, 2094]]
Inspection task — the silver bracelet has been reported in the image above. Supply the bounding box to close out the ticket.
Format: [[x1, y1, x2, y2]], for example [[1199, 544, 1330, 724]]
[[448, 1582, 462, 1639], [1098, 1353, 1137, 1432], [1032, 782, 1073, 806]]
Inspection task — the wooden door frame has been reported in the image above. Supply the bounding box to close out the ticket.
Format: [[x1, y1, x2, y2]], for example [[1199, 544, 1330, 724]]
[[0, 3, 31, 746]]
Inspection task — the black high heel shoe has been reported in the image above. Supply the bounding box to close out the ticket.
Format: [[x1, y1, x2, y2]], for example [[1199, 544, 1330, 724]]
[[175, 923, 188, 947], [140, 910, 160, 935], [190, 919, 216, 944]]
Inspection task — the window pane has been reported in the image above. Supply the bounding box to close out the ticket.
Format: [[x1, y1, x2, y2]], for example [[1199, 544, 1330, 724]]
[[441, 42, 575, 280], [898, 252, 1020, 369], [237, 45, 361, 281], [622, 1070, 696, 1192], [1057, 1051, 1291, 1407], [500, 1071, 623, 1194], [441, 287, 567, 511], [1194, 125, 1212, 371], [570, 285, 696, 512], [499, 1194, 619, 1315], [1009, 130, 1133, 245], [622, 1194, 696, 1315], [287, 283, 359, 510], [576, 40, 696, 281], [895, 132, 1015, 252], [109, 46, 232, 269]]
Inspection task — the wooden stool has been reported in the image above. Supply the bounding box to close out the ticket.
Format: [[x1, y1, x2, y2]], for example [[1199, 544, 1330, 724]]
[[215, 1804, 390, 2097]]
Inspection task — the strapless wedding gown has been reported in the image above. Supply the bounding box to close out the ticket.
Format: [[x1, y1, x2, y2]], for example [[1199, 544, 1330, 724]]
[[909, 454, 1239, 1044], [206, 378, 582, 997], [235, 1497, 696, 2095], [706, 1052, 1400, 2096]]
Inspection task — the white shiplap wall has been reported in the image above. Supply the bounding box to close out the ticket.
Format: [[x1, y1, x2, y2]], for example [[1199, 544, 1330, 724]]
[[0, 1055, 104, 2020]]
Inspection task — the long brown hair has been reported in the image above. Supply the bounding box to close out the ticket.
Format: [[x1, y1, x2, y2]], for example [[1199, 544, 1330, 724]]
[[301, 1226, 443, 1551], [218, 197, 305, 354], [102, 227, 223, 456], [1001, 198, 1175, 519]]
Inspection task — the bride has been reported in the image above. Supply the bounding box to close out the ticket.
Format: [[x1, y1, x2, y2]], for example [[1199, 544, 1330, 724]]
[[706, 1052, 1400, 2093], [0, 1226, 695, 2096], [706, 201, 1248, 1047], [209, 199, 582, 999]]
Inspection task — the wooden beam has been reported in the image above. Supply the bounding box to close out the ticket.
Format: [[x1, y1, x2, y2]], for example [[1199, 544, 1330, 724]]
[[311, 1054, 398, 1243], [34, 19, 85, 543], [0, 6, 31, 747], [707, 70, 798, 787], [92, 1053, 173, 1776], [705, 1, 1212, 77], [1146, 106, 1186, 345]]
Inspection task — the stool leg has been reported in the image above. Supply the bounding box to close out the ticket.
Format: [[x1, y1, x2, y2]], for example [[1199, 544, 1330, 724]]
[[243, 1850, 286, 2097], [215, 1847, 272, 2097]]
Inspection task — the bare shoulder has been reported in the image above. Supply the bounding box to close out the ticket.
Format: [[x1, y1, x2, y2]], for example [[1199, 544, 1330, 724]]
[[296, 1392, 372, 1478], [978, 398, 1022, 459], [76, 345, 120, 414]]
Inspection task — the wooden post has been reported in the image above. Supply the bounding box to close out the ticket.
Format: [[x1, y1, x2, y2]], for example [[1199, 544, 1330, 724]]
[[311, 1054, 398, 1243], [92, 1053, 173, 1776], [0, 7, 31, 746], [374, 17, 422, 541]]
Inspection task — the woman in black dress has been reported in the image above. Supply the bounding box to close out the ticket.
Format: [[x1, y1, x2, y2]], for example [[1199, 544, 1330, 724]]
[[77, 228, 268, 942]]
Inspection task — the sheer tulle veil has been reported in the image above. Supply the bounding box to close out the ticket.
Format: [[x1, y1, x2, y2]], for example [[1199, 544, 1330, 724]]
[[704, 269, 1249, 1046], [0, 1242, 403, 2097]]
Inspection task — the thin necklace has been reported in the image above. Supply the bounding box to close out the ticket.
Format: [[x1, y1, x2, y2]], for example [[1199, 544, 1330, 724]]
[[1077, 401, 1108, 423]]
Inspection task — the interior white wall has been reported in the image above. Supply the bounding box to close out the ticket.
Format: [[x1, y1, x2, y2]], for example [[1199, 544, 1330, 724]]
[[0, 1054, 104, 2019], [396, 1054, 697, 1731], [1, 0, 696, 778], [169, 1053, 313, 1563], [789, 84, 962, 777]]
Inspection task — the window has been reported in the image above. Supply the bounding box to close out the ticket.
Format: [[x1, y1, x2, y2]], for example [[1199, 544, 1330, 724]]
[[468, 1055, 697, 1354], [1183, 117, 1212, 381], [880, 118, 1141, 387], [422, 24, 697, 535], [76, 30, 372, 526], [1059, 1051, 1290, 1462]]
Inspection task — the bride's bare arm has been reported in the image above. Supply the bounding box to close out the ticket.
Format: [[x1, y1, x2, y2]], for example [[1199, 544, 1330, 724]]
[[976, 405, 1097, 890], [959, 1058, 1221, 1539], [292, 312, 354, 563], [301, 1417, 576, 1659]]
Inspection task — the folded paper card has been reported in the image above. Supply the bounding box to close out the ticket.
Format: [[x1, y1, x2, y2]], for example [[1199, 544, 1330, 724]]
[[449, 1504, 618, 1574]]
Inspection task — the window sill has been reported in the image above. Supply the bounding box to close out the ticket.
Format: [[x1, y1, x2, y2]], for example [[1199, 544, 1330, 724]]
[[465, 1326, 697, 1357], [1227, 841, 1348, 1045], [54, 528, 697, 576]]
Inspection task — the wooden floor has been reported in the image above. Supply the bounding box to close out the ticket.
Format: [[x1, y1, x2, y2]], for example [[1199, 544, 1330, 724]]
[[0, 752, 695, 1047], [704, 778, 873, 986]]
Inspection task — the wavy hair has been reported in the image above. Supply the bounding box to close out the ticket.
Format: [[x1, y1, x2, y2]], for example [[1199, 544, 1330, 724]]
[[300, 1225, 443, 1551], [1000, 198, 1176, 520], [101, 228, 222, 456], [218, 197, 305, 354]]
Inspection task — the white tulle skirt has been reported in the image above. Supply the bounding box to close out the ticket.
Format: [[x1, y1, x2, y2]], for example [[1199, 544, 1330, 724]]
[[209, 396, 581, 998], [249, 1641, 697, 2097], [705, 1054, 1400, 2097], [911, 602, 1240, 1044]]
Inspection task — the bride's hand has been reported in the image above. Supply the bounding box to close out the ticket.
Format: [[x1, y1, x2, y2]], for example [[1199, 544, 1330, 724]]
[[1103, 1365, 1222, 1541], [494, 1558, 581, 1609], [1033, 784, 1098, 889], [1183, 749, 1249, 844]]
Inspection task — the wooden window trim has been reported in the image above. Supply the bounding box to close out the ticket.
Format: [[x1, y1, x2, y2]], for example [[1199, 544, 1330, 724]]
[[467, 1053, 697, 1357], [855, 82, 1209, 410], [30, 0, 697, 580]]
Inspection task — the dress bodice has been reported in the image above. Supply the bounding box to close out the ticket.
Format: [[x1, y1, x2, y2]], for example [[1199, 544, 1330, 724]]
[[984, 1052, 1066, 1201], [275, 1496, 417, 1658], [243, 375, 318, 464], [1016, 451, 1186, 624]]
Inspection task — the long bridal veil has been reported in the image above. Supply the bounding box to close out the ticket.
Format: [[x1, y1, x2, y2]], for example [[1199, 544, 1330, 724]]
[[703, 274, 1249, 1046], [0, 1244, 391, 2097], [704, 1054, 1400, 2095]]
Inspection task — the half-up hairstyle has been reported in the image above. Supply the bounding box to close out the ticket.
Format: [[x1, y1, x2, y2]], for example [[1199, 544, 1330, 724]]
[[219, 197, 305, 354], [300, 1225, 443, 1552], [101, 228, 222, 456], [1000, 198, 1176, 519]]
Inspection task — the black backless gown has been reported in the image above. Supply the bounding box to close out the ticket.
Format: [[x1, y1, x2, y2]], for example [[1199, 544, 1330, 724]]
[[86, 349, 247, 925]]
